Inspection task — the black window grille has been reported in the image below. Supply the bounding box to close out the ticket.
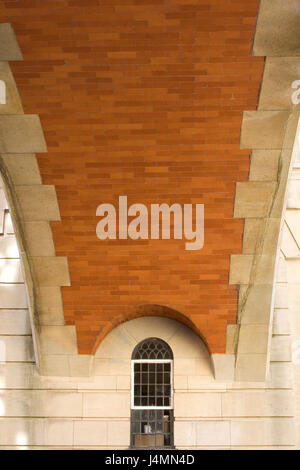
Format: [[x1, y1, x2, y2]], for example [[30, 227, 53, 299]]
[[132, 337, 173, 360]]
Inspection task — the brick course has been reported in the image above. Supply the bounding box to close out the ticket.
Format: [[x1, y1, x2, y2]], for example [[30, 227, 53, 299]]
[[0, 0, 264, 354]]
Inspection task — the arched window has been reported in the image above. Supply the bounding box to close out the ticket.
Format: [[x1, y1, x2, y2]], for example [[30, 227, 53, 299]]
[[131, 338, 174, 448]]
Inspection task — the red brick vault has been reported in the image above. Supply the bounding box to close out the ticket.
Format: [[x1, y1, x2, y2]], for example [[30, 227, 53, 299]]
[[0, 0, 264, 354]]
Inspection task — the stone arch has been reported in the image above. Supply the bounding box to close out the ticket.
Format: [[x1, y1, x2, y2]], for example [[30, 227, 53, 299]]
[[94, 316, 215, 448], [0, 22, 217, 377], [0, 23, 85, 376], [1, 1, 300, 383], [0, 158, 94, 376], [95, 316, 214, 379], [228, 0, 300, 381], [91, 304, 212, 357]]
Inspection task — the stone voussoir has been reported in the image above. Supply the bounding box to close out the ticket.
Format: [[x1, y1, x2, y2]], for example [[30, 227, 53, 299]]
[[0, 23, 22, 61], [0, 115, 47, 154], [31, 257, 71, 287]]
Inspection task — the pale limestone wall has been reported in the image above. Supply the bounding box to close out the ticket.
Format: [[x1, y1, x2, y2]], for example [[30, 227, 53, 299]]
[[0, 298, 295, 449], [281, 162, 300, 450], [95, 315, 295, 450], [0, 177, 295, 448]]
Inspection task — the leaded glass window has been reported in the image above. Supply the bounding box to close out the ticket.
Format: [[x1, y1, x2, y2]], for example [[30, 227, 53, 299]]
[[131, 338, 174, 449]]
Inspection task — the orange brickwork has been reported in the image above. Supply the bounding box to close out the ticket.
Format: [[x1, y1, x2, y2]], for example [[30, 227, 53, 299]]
[[0, 0, 264, 354]]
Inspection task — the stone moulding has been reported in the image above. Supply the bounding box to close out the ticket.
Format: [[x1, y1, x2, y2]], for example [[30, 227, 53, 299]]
[[228, 0, 300, 382], [0, 22, 91, 377], [232, 111, 300, 381]]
